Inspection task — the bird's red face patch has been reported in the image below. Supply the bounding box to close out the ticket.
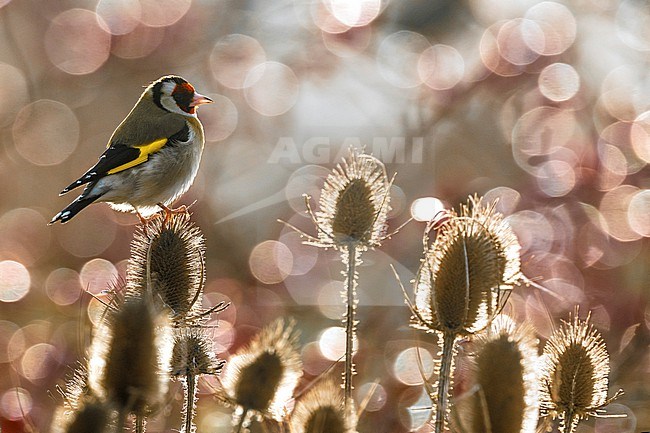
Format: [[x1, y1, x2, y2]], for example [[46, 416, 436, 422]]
[[172, 82, 196, 114]]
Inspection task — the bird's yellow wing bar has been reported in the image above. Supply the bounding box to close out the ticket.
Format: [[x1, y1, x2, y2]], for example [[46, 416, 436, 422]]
[[107, 138, 167, 175]]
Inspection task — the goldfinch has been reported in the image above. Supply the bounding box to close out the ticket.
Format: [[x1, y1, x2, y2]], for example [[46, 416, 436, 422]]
[[50, 75, 213, 224]]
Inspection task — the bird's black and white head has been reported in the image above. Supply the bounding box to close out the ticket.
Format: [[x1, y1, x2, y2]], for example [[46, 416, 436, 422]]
[[150, 75, 213, 117]]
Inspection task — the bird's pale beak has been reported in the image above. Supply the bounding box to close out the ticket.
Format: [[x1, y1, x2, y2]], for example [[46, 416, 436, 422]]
[[190, 93, 213, 107]]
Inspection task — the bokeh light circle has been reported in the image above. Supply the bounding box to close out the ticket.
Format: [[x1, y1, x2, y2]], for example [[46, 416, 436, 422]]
[[538, 63, 580, 102], [201, 94, 238, 142], [210, 34, 266, 90], [600, 185, 641, 242], [79, 258, 118, 295], [616, 0, 650, 52], [536, 160, 576, 197], [497, 18, 543, 66], [21, 343, 58, 382], [0, 208, 51, 266], [628, 190, 650, 237], [95, 0, 142, 35], [46, 268, 83, 306], [45, 9, 111, 75], [111, 24, 165, 59], [418, 44, 465, 91], [0, 261, 30, 303], [318, 326, 357, 361], [56, 206, 117, 257], [630, 111, 650, 163], [0, 63, 28, 127], [285, 165, 329, 215], [13, 100, 79, 166], [410, 197, 444, 222], [138, 0, 191, 27], [244, 62, 300, 116], [525, 2, 576, 56], [0, 388, 32, 420], [392, 347, 434, 386], [248, 240, 293, 284], [377, 30, 430, 88], [327, 0, 381, 27]]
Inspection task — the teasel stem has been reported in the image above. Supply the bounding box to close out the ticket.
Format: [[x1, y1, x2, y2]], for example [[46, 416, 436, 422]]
[[343, 243, 358, 410], [136, 414, 145, 433], [184, 372, 197, 433], [234, 407, 249, 433], [116, 409, 127, 433], [435, 331, 456, 433]]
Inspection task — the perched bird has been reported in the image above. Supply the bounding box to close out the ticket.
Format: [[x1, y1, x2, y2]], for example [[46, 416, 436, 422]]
[[50, 75, 213, 224]]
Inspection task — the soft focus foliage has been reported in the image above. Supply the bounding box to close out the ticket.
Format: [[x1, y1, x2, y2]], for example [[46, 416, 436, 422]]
[[0, 1, 648, 432]]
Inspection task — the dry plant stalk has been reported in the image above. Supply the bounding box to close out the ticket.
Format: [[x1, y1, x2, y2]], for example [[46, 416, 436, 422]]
[[219, 318, 302, 432], [408, 195, 523, 433], [539, 310, 622, 433], [285, 148, 392, 411]]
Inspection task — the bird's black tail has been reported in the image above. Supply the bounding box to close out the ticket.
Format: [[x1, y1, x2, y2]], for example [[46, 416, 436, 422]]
[[49, 195, 100, 224]]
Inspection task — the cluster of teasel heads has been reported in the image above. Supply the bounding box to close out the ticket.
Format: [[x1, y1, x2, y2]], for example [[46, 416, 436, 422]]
[[51, 148, 623, 433]]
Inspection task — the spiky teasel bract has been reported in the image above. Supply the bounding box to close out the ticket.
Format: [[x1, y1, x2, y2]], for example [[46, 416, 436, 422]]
[[52, 366, 117, 433], [303, 148, 392, 249], [219, 318, 302, 424], [539, 310, 621, 433], [290, 379, 356, 433], [128, 212, 220, 324], [455, 315, 539, 433], [172, 327, 225, 377], [411, 195, 522, 336], [87, 294, 173, 429]]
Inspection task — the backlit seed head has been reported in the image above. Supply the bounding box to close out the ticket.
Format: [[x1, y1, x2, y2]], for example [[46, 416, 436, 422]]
[[457, 315, 539, 433], [539, 310, 617, 432], [87, 295, 173, 417], [290, 380, 355, 433], [171, 327, 224, 377], [128, 212, 205, 322], [313, 148, 390, 249], [52, 398, 115, 433], [412, 195, 522, 335], [221, 318, 302, 420]]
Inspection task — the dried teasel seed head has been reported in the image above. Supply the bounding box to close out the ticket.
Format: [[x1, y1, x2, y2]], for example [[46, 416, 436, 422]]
[[455, 315, 539, 433], [290, 380, 355, 433], [128, 212, 205, 322], [313, 148, 390, 249], [412, 195, 522, 335], [171, 328, 224, 377], [87, 295, 173, 418], [52, 398, 115, 433], [539, 310, 618, 432], [221, 318, 302, 420]]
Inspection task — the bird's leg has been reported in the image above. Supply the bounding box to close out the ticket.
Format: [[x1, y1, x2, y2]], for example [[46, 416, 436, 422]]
[[135, 207, 152, 226], [157, 202, 174, 228]]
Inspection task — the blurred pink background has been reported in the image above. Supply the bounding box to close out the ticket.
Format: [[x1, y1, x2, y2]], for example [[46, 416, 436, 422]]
[[0, 0, 648, 432]]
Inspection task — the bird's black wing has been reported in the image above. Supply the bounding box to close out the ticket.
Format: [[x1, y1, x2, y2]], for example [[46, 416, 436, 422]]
[[59, 140, 164, 195]]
